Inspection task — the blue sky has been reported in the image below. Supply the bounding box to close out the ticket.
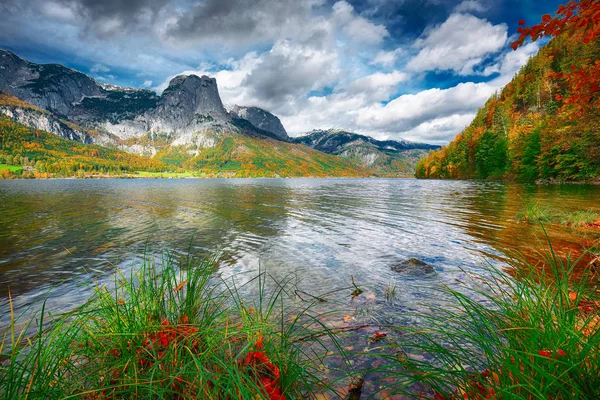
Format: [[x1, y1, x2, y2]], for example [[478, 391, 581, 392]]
[[0, 0, 562, 144]]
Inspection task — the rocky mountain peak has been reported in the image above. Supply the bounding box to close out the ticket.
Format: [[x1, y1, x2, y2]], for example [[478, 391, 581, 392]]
[[0, 49, 102, 117], [293, 129, 439, 153], [229, 105, 289, 141], [159, 74, 229, 121]]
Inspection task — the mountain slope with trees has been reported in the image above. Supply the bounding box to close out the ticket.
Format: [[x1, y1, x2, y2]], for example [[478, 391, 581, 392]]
[[0, 50, 420, 178], [0, 92, 371, 178], [293, 129, 439, 177], [416, 2, 600, 182]]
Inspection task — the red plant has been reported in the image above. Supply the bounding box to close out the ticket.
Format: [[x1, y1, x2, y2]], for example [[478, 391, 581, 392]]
[[512, 1, 600, 116], [243, 335, 285, 400], [538, 350, 553, 358], [511, 0, 600, 50]]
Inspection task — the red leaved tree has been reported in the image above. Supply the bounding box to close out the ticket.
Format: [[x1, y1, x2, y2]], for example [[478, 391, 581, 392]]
[[511, 0, 600, 117]]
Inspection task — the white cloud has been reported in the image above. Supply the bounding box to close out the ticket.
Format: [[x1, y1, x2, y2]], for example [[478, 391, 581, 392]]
[[406, 13, 507, 75], [453, 0, 488, 14], [483, 42, 540, 85], [332, 1, 389, 45], [142, 80, 153, 87], [370, 48, 405, 67], [399, 113, 478, 143], [242, 39, 340, 108], [276, 81, 498, 145], [90, 63, 110, 74], [40, 1, 78, 22], [345, 71, 409, 102], [355, 82, 497, 131]]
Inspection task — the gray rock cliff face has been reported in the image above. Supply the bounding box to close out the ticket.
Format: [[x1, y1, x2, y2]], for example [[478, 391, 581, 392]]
[[0, 49, 252, 152], [293, 129, 439, 154], [0, 50, 237, 145], [159, 75, 229, 122], [0, 49, 298, 153], [0, 50, 102, 117], [0, 106, 92, 143], [229, 105, 289, 141], [95, 75, 233, 144]]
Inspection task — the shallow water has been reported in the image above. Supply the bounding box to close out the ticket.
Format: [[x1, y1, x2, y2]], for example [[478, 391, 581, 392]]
[[1, 178, 599, 323], [1, 178, 599, 394]]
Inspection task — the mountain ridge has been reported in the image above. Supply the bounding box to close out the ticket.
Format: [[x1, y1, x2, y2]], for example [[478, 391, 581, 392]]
[[293, 129, 439, 177], [0, 49, 286, 145], [0, 48, 435, 178]]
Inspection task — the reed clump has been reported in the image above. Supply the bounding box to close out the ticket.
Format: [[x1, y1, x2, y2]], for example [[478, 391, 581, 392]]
[[377, 242, 600, 399], [0, 253, 337, 399]]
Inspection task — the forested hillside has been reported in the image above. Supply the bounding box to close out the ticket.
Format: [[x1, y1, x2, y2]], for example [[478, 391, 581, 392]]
[[0, 116, 171, 178], [152, 134, 371, 178], [0, 115, 371, 178], [416, 21, 600, 181]]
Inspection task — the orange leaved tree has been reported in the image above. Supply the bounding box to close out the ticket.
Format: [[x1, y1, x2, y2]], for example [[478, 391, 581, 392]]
[[511, 0, 600, 116]]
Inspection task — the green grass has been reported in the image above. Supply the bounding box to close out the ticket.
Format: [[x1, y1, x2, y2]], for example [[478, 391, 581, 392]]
[[384, 281, 397, 301], [3, 238, 599, 399], [0, 164, 23, 173], [0, 253, 342, 399], [376, 241, 600, 399], [518, 202, 600, 228], [135, 171, 197, 178]]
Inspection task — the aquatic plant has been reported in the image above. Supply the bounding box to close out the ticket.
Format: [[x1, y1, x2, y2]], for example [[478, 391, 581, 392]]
[[384, 281, 398, 301], [376, 241, 600, 399], [518, 201, 600, 228], [0, 253, 341, 399]]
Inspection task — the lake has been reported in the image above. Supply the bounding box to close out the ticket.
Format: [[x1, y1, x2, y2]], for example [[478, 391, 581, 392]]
[[1, 178, 599, 341]]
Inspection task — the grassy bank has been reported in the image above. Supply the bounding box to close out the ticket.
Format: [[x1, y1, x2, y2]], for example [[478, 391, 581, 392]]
[[0, 164, 23, 173], [518, 202, 600, 229], [2, 241, 599, 399], [0, 254, 338, 399], [378, 243, 600, 399]]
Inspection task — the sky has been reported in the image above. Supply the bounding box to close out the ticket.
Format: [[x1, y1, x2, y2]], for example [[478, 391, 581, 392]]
[[0, 0, 562, 144]]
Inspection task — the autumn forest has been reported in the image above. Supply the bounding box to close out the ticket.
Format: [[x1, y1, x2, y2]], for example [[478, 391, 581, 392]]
[[417, 0, 600, 181]]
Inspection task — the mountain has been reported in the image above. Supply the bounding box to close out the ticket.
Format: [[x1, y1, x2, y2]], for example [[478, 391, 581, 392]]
[[0, 48, 419, 178], [292, 129, 439, 177], [0, 90, 370, 178], [0, 49, 284, 150], [0, 114, 170, 178], [0, 49, 102, 117], [228, 105, 289, 141], [416, 34, 600, 182]]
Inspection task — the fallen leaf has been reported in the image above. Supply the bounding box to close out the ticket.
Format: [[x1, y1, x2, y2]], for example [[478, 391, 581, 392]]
[[569, 292, 577, 302], [344, 315, 353, 322], [370, 331, 387, 342], [174, 281, 187, 292]]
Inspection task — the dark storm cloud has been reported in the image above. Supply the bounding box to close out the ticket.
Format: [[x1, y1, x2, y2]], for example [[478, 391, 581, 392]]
[[61, 0, 169, 19], [1, 0, 170, 37], [165, 0, 320, 44], [0, 0, 559, 142]]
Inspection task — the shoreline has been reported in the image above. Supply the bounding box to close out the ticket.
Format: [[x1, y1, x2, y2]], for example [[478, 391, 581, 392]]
[[1, 174, 600, 184]]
